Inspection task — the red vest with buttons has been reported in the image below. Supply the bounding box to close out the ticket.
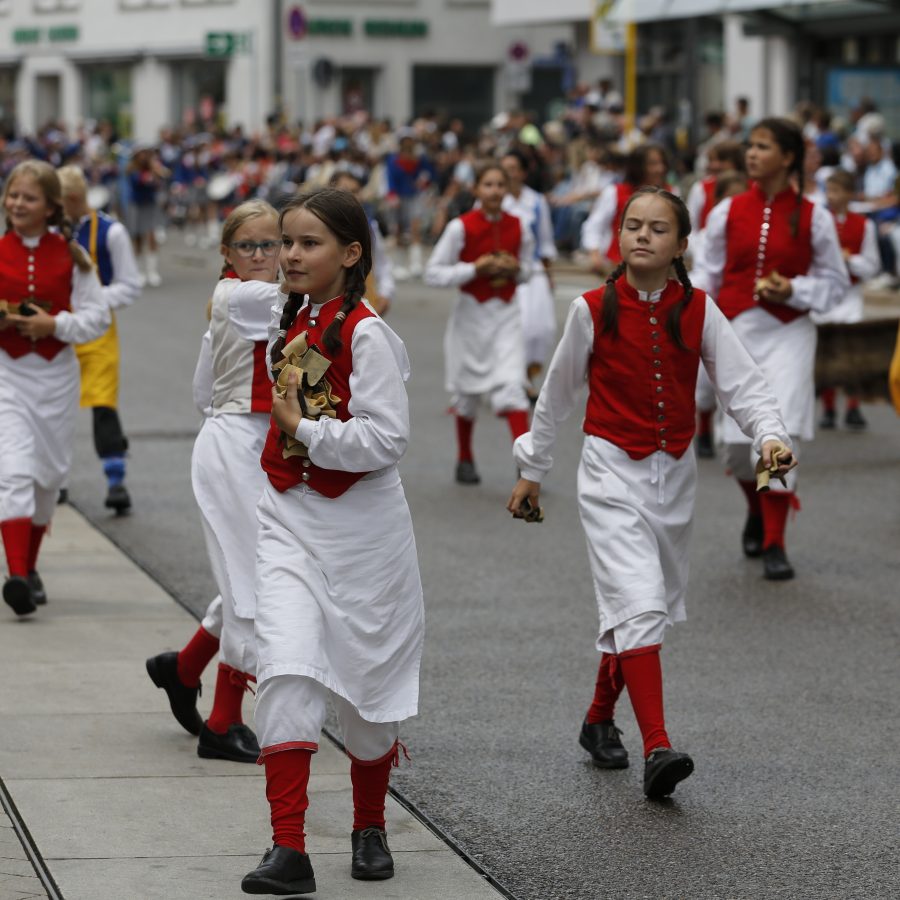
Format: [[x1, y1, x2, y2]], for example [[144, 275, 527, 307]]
[[832, 211, 866, 286], [260, 296, 376, 498], [0, 231, 72, 361], [605, 182, 636, 263], [459, 209, 521, 303], [582, 278, 706, 460], [716, 184, 814, 325]]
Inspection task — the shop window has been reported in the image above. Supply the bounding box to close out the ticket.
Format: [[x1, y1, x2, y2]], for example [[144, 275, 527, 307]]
[[84, 65, 132, 137], [172, 58, 226, 129], [0, 68, 15, 135]]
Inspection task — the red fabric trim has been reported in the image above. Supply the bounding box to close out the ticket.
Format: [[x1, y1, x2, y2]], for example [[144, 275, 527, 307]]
[[346, 739, 410, 768], [258, 741, 320, 765], [617, 642, 662, 660]]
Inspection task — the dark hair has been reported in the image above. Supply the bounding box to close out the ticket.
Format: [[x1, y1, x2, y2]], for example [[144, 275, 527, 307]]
[[624, 143, 668, 187], [501, 149, 530, 173], [751, 117, 805, 236], [714, 171, 748, 203], [599, 186, 694, 349], [270, 187, 372, 373], [473, 160, 508, 187], [708, 140, 746, 172]]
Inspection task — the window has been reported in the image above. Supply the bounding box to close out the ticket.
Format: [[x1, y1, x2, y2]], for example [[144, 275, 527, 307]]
[[83, 65, 133, 137]]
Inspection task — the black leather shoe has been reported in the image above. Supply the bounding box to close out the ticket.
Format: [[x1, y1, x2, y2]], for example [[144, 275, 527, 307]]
[[742, 513, 763, 558], [844, 407, 867, 431], [27, 571, 47, 606], [351, 827, 394, 880], [762, 545, 794, 581], [455, 460, 480, 485], [105, 484, 131, 515], [579, 719, 629, 769], [242, 845, 316, 895], [819, 409, 836, 429], [3, 576, 36, 617], [197, 722, 260, 763], [145, 651, 203, 735], [57, 488, 68, 505], [695, 432, 715, 459], [644, 748, 694, 799]]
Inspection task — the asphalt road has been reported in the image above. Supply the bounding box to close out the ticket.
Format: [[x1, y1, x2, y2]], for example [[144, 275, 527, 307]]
[[66, 245, 900, 900]]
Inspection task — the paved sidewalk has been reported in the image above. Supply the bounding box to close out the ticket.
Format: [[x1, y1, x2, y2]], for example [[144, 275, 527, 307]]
[[0, 506, 503, 900]]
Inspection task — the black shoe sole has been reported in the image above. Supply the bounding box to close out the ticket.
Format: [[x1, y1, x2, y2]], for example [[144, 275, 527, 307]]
[[645, 756, 694, 799], [763, 566, 795, 581], [241, 875, 317, 895], [3, 579, 36, 617], [197, 744, 258, 764], [145, 656, 203, 736], [351, 867, 395, 881], [578, 732, 629, 769]]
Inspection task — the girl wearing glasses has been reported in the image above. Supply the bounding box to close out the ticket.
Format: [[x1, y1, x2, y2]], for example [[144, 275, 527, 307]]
[[146, 200, 284, 763]]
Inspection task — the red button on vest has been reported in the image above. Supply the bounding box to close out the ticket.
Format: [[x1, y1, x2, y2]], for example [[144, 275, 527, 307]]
[[459, 209, 522, 303]]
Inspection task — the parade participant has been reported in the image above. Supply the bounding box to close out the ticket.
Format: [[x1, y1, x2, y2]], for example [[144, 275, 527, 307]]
[[385, 130, 434, 280], [242, 187, 424, 894], [424, 162, 534, 485], [693, 118, 848, 579], [127, 144, 167, 287], [0, 160, 109, 615], [58, 165, 142, 514], [686, 141, 745, 238], [147, 200, 283, 763], [812, 169, 881, 430], [501, 149, 558, 400], [508, 187, 794, 799], [581, 143, 669, 275]]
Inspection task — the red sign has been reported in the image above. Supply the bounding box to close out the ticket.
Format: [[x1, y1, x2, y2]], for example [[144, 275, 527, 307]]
[[287, 5, 308, 40]]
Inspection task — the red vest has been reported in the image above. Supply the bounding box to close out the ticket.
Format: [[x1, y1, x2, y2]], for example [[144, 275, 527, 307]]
[[832, 211, 866, 285], [0, 231, 73, 361], [250, 341, 272, 413], [459, 209, 521, 303], [699, 177, 717, 230], [717, 184, 814, 324], [260, 296, 376, 498], [605, 182, 636, 263], [583, 278, 706, 460]]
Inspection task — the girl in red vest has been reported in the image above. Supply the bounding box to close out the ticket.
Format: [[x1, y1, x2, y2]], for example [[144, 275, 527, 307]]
[[693, 118, 848, 580], [812, 169, 881, 430], [425, 162, 534, 485], [581, 143, 669, 275], [508, 187, 794, 799], [146, 200, 283, 763], [242, 188, 424, 895], [0, 160, 108, 616]]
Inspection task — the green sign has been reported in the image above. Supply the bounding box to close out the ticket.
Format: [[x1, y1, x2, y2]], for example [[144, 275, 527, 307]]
[[309, 19, 352, 37], [13, 29, 40, 45], [49, 26, 79, 42], [205, 32, 252, 58], [364, 20, 428, 38]]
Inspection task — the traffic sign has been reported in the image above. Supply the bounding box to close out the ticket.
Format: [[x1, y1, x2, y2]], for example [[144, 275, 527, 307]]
[[287, 6, 307, 40]]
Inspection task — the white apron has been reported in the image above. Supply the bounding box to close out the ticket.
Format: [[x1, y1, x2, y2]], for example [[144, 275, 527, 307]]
[[516, 268, 557, 367]]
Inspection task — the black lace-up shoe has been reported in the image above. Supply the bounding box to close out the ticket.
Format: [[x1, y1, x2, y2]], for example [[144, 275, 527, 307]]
[[696, 432, 715, 458], [844, 407, 867, 431], [197, 722, 260, 763], [242, 845, 316, 895], [455, 460, 480, 485], [105, 484, 132, 515], [762, 545, 794, 581], [579, 719, 629, 768], [742, 513, 764, 558], [819, 409, 836, 430], [145, 651, 203, 735], [643, 748, 694, 799], [27, 571, 47, 605], [3, 576, 36, 617], [351, 827, 394, 880]]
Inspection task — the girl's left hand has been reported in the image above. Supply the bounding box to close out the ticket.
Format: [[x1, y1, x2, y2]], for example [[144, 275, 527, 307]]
[[507, 477, 541, 518], [761, 440, 798, 476], [271, 371, 303, 436], [6, 308, 56, 340], [760, 272, 793, 304]]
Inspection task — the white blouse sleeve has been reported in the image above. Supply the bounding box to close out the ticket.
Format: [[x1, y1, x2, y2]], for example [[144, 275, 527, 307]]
[[785, 204, 851, 314], [848, 219, 882, 283], [580, 183, 617, 252], [229, 280, 281, 342], [192, 330, 214, 416], [686, 180, 706, 234], [372, 227, 395, 301], [689, 197, 731, 297], [424, 218, 475, 288], [513, 296, 593, 482], [294, 318, 411, 471], [517, 222, 535, 284], [537, 194, 558, 261], [700, 295, 791, 452], [54, 266, 111, 345], [103, 222, 142, 310]]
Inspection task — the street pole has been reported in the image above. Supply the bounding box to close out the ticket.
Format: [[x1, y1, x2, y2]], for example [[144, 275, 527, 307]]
[[625, 21, 637, 133]]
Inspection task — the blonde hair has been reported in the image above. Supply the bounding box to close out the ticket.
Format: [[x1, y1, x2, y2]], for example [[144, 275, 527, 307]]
[[3, 160, 93, 272], [219, 199, 279, 278], [57, 165, 89, 198]]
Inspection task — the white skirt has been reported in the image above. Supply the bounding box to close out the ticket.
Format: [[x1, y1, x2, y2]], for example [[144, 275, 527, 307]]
[[811, 286, 864, 325], [577, 436, 696, 646], [254, 468, 424, 723], [516, 269, 557, 367]]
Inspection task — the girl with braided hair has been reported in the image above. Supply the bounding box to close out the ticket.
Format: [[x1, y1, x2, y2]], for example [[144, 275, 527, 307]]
[[508, 187, 794, 799], [692, 117, 848, 580], [243, 188, 423, 896], [0, 160, 109, 616]]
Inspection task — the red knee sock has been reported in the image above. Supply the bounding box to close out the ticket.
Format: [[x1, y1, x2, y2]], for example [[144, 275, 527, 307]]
[[845, 395, 859, 411], [503, 409, 530, 442], [738, 479, 762, 517], [618, 644, 671, 758], [350, 744, 398, 831], [206, 662, 250, 734], [697, 409, 713, 437], [1, 518, 32, 578], [761, 491, 793, 550], [176, 626, 220, 688], [821, 388, 836, 413], [27, 524, 46, 573], [585, 653, 625, 724], [264, 749, 312, 854], [455, 415, 475, 463]]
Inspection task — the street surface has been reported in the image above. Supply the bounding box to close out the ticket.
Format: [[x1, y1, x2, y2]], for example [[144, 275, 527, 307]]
[[63, 245, 900, 900]]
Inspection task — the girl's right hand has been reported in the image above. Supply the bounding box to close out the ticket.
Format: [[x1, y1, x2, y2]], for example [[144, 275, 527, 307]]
[[507, 478, 541, 518], [474, 254, 498, 276]]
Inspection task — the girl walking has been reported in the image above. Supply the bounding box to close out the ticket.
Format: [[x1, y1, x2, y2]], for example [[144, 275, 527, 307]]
[[508, 187, 794, 799], [242, 188, 424, 895], [425, 162, 534, 484], [0, 160, 108, 616]]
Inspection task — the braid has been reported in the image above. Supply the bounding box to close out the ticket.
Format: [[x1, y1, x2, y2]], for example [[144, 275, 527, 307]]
[[269, 291, 305, 378], [59, 216, 94, 272], [790, 139, 806, 238], [321, 262, 367, 355], [600, 262, 627, 338], [668, 256, 694, 350]]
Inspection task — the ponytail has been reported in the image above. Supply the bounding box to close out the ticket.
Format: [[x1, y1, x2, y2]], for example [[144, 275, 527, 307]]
[[270, 291, 306, 379], [599, 262, 627, 338], [669, 256, 694, 350], [59, 216, 94, 273], [321, 260, 367, 355]]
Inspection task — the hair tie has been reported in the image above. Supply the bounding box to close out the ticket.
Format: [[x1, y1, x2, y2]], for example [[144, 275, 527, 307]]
[[277, 329, 286, 338], [334, 311, 347, 324]]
